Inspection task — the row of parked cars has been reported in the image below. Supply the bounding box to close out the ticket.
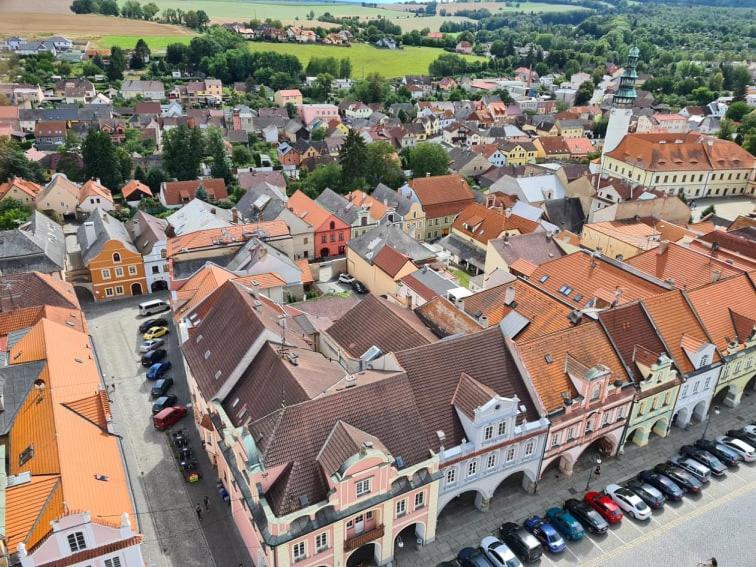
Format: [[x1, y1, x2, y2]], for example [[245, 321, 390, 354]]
[[137, 311, 188, 430], [449, 425, 756, 567]]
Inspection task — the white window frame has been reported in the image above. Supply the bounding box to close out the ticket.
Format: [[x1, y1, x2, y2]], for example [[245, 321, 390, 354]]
[[396, 498, 407, 517], [524, 441, 535, 456], [414, 491, 425, 509], [114, 266, 124, 278], [292, 541, 306, 562], [67, 532, 86, 552], [315, 532, 328, 552], [104, 558, 122, 567], [101, 268, 111, 280], [105, 287, 114, 297], [355, 478, 371, 497], [115, 285, 124, 296], [128, 264, 138, 276], [484, 424, 494, 441], [506, 446, 516, 462], [486, 453, 497, 469], [445, 467, 457, 485], [498, 421, 507, 436], [466, 459, 478, 477], [551, 433, 560, 447]]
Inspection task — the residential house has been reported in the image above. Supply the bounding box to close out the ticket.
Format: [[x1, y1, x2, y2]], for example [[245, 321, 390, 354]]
[[34, 120, 67, 149], [121, 179, 153, 205], [166, 198, 236, 236], [159, 179, 228, 209], [400, 174, 476, 241], [447, 147, 492, 178], [442, 122, 480, 147], [564, 137, 595, 159], [175, 79, 223, 106], [77, 179, 114, 214], [580, 220, 662, 261], [77, 209, 147, 301], [455, 41, 473, 55], [288, 190, 350, 259], [0, 210, 65, 277], [599, 303, 681, 448], [127, 210, 170, 292], [346, 224, 435, 297], [471, 144, 507, 168], [300, 104, 340, 128], [555, 119, 585, 139], [498, 142, 537, 166], [483, 231, 568, 285], [316, 188, 387, 239], [0, 177, 41, 207], [120, 80, 165, 101], [535, 136, 571, 161], [274, 89, 303, 107], [602, 133, 755, 200], [513, 321, 636, 476], [35, 173, 81, 217], [490, 173, 566, 205], [396, 265, 460, 308], [636, 113, 688, 134]]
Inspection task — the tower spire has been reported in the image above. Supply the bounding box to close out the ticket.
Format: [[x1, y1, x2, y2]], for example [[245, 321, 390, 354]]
[[601, 47, 640, 159]]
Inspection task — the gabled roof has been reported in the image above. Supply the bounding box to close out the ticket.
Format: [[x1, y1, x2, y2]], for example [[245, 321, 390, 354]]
[[488, 231, 566, 270], [414, 296, 481, 338], [326, 294, 436, 358], [316, 420, 389, 477], [463, 280, 575, 340], [372, 244, 411, 278], [288, 190, 347, 231], [0, 272, 79, 312], [453, 202, 540, 245], [0, 177, 42, 199], [166, 220, 289, 257], [161, 178, 228, 206], [348, 223, 435, 265], [78, 179, 113, 205], [642, 290, 719, 375], [698, 229, 756, 260], [408, 174, 475, 218], [0, 211, 65, 276], [121, 179, 152, 199], [77, 209, 137, 265], [126, 210, 167, 256], [627, 242, 745, 289], [686, 275, 756, 351], [452, 372, 498, 419], [529, 249, 671, 308], [514, 320, 631, 413]]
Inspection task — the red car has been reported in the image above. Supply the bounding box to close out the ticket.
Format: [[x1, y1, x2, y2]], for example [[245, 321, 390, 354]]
[[584, 491, 623, 524]]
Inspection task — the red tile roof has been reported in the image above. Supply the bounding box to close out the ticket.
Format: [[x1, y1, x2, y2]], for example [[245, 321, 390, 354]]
[[408, 174, 475, 218], [452, 202, 540, 245], [372, 245, 411, 278], [166, 220, 289, 257], [121, 179, 152, 199], [161, 178, 228, 206]]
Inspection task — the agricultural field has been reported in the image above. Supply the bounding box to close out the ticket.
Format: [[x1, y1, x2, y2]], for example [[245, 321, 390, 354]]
[[384, 1, 586, 14]]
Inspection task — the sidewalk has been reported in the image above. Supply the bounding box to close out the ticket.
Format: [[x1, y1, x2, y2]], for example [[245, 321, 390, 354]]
[[396, 391, 756, 566]]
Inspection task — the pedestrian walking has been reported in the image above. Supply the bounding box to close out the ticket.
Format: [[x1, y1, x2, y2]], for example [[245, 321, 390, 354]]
[[204, 495, 209, 510], [111, 382, 116, 393], [195, 504, 202, 521]]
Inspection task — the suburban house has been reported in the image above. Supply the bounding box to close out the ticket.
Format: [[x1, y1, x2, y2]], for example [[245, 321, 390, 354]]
[[34, 120, 67, 149], [127, 210, 170, 292], [121, 179, 153, 205], [35, 174, 82, 217], [288, 190, 350, 259], [76, 209, 148, 301], [513, 321, 636, 477], [498, 142, 538, 166], [0, 210, 65, 277], [120, 80, 165, 100], [400, 174, 476, 241], [316, 188, 387, 239], [77, 179, 114, 214], [346, 224, 435, 297], [0, 177, 42, 206], [159, 179, 229, 209], [599, 302, 681, 449]]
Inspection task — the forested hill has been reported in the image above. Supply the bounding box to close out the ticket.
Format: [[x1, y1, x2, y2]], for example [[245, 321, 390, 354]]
[[611, 0, 756, 7]]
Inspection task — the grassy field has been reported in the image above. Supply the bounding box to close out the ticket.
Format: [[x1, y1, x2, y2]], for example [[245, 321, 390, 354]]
[[98, 36, 486, 76], [384, 1, 584, 14]]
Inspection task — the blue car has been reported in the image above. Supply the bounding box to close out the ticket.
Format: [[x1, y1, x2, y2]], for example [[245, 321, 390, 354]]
[[523, 515, 566, 553], [545, 507, 584, 541], [146, 361, 172, 381]]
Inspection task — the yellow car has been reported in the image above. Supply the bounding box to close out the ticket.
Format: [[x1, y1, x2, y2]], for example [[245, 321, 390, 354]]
[[143, 326, 169, 340]]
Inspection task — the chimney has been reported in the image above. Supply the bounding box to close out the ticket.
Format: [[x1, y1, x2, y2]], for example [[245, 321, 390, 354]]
[[712, 269, 721, 282], [504, 208, 512, 218], [83, 221, 96, 244], [479, 314, 489, 328], [486, 193, 496, 209], [656, 240, 669, 255], [231, 208, 239, 224], [504, 285, 516, 306]]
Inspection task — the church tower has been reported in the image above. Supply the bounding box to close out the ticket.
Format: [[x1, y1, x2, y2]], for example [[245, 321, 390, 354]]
[[602, 47, 639, 160]]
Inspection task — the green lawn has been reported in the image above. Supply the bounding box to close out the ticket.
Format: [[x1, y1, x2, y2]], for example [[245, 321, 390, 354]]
[[450, 268, 472, 289]]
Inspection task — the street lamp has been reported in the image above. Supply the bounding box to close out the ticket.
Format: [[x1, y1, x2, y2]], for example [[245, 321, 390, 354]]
[[585, 456, 602, 491], [701, 405, 721, 440]]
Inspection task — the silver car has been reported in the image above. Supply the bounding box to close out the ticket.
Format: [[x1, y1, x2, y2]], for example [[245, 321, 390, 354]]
[[139, 338, 165, 353], [670, 456, 710, 483]]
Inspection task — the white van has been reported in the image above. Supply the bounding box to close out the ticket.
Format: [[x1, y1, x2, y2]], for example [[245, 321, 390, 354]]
[[139, 299, 170, 316]]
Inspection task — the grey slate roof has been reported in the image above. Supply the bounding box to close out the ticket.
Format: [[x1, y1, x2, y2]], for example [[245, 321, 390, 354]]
[[372, 183, 412, 217], [348, 224, 435, 265], [315, 188, 358, 225], [488, 232, 566, 267], [127, 210, 167, 255], [543, 197, 586, 234], [0, 360, 45, 435], [235, 184, 287, 222], [0, 211, 65, 276], [77, 208, 138, 265]]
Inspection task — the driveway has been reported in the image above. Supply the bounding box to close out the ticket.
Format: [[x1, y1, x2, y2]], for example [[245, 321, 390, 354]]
[[85, 294, 250, 567]]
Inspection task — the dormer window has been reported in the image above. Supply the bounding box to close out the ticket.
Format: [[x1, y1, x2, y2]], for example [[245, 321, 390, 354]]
[[67, 532, 86, 552], [591, 386, 600, 401], [700, 355, 709, 367], [355, 478, 371, 497], [112, 252, 121, 263]]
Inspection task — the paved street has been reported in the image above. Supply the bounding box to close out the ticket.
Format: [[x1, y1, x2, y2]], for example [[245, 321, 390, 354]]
[[84, 294, 251, 567], [396, 391, 756, 567]]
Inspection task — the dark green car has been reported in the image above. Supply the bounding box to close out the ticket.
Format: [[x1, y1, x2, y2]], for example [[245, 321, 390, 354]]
[[546, 507, 585, 541]]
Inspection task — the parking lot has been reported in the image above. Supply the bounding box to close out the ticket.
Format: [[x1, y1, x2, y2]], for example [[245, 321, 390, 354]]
[[84, 294, 250, 567]]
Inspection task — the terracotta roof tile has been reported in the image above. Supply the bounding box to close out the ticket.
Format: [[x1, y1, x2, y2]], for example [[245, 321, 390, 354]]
[[173, 264, 236, 319], [161, 178, 227, 206], [452, 372, 498, 419], [372, 245, 411, 278], [78, 179, 113, 204], [686, 275, 756, 351], [0, 272, 79, 312], [37, 535, 144, 567], [5, 476, 61, 550], [414, 296, 481, 337], [452, 202, 540, 245], [166, 220, 289, 257], [121, 179, 152, 199], [288, 190, 348, 231], [698, 230, 756, 260], [509, 257, 538, 276], [408, 174, 475, 218], [514, 321, 630, 413], [295, 259, 314, 285], [627, 242, 745, 289], [316, 420, 389, 477], [642, 290, 719, 375]]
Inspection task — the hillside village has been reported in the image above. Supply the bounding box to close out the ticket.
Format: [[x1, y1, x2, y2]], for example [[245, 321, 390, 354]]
[[0, 3, 755, 567]]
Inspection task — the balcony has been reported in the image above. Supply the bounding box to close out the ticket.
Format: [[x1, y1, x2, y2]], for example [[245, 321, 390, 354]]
[[344, 525, 385, 552]]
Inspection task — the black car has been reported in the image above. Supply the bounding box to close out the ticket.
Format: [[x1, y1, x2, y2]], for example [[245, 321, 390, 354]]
[[150, 377, 174, 399], [141, 348, 168, 367], [637, 470, 684, 501], [139, 317, 169, 333], [499, 522, 543, 563], [622, 479, 666, 509], [151, 394, 178, 415], [653, 463, 703, 494], [694, 438, 742, 467], [679, 445, 728, 477], [351, 280, 368, 294], [727, 428, 756, 447], [563, 498, 609, 535], [457, 547, 493, 567]]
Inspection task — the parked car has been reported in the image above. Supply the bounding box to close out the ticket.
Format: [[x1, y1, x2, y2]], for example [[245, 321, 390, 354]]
[[141, 348, 167, 367], [637, 470, 684, 501], [522, 516, 566, 553], [498, 523, 543, 563], [669, 456, 711, 483], [694, 438, 742, 466], [742, 424, 756, 436], [545, 507, 584, 540], [146, 361, 172, 381], [679, 445, 728, 477], [716, 435, 755, 462], [605, 484, 651, 520], [622, 479, 666, 510], [481, 536, 521, 567], [584, 492, 623, 524], [337, 273, 355, 285], [457, 547, 494, 567], [139, 317, 168, 333], [139, 338, 165, 353], [563, 498, 609, 535], [152, 394, 178, 415], [726, 428, 756, 447], [152, 405, 187, 430], [150, 377, 174, 399], [654, 463, 703, 493], [351, 279, 368, 294], [143, 326, 170, 340]]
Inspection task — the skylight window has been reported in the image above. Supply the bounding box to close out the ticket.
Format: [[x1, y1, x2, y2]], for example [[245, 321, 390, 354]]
[[574, 293, 584, 302], [539, 275, 549, 283], [558, 285, 573, 296]]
